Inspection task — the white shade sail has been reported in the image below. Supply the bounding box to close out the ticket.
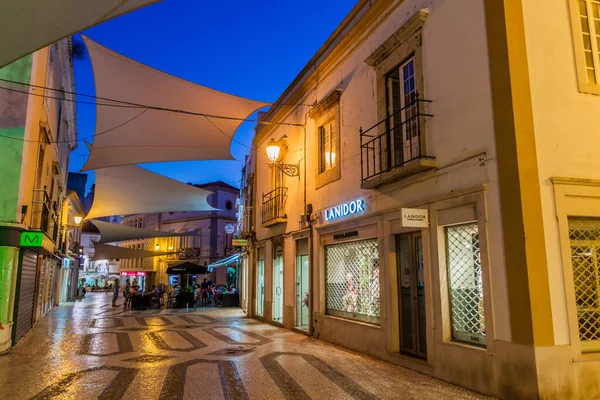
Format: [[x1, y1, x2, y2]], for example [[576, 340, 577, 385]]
[[81, 37, 269, 171], [91, 243, 174, 261], [0, 0, 159, 69], [85, 164, 216, 220], [90, 219, 193, 245]]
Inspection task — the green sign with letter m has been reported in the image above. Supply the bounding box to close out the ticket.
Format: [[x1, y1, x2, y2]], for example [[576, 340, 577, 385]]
[[20, 231, 43, 247]]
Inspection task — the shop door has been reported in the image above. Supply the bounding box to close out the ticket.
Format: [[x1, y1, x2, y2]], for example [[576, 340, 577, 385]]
[[256, 248, 265, 317], [13, 250, 38, 345], [396, 233, 427, 359], [296, 239, 309, 330], [272, 245, 283, 322]]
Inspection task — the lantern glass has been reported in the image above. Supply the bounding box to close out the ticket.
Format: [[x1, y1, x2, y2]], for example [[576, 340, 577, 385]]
[[73, 215, 83, 225], [155, 244, 160, 251], [266, 139, 280, 162]]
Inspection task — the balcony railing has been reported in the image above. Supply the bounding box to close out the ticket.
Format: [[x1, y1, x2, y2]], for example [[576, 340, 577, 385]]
[[32, 188, 52, 237], [262, 187, 287, 227], [360, 94, 435, 187]]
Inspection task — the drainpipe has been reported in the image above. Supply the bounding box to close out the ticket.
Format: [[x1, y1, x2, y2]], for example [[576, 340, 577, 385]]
[[302, 120, 315, 337]]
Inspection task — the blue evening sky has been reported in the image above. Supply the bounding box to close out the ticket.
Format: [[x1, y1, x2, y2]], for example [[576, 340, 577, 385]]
[[70, 0, 357, 191]]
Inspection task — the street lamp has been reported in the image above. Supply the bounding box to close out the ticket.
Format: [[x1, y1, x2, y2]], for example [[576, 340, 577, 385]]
[[266, 138, 300, 177], [155, 243, 160, 251], [63, 214, 83, 230]]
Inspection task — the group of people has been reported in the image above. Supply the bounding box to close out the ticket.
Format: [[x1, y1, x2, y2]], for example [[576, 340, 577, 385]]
[[111, 278, 161, 307]]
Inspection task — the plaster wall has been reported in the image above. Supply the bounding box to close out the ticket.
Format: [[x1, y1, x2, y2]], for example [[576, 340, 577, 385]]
[[521, 0, 600, 396]]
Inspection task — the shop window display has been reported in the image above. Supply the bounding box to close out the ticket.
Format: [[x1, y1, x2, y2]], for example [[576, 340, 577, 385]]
[[325, 238, 380, 324]]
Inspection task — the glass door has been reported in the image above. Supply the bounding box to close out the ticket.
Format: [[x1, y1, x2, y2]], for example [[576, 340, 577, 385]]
[[256, 248, 265, 317], [272, 246, 283, 322], [296, 239, 309, 329], [296, 260, 309, 329], [397, 232, 427, 359]]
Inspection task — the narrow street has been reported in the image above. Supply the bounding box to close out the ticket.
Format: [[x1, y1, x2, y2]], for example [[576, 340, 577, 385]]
[[1, 294, 491, 400]]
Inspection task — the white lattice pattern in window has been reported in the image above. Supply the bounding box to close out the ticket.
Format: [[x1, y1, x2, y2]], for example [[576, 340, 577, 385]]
[[325, 239, 380, 324], [445, 224, 486, 346], [568, 218, 600, 350]]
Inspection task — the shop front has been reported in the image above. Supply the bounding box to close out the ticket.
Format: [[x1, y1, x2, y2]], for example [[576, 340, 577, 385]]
[[35, 255, 60, 322], [314, 219, 386, 357], [119, 271, 149, 292], [311, 201, 434, 368]]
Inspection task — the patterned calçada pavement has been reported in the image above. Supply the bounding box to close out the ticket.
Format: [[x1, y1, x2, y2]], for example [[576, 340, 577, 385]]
[[0, 293, 494, 399]]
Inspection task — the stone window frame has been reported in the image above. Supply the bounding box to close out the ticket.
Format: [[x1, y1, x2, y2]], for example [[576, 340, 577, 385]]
[[365, 10, 429, 166], [429, 190, 496, 355], [568, 0, 600, 95], [552, 177, 600, 358], [308, 90, 342, 189]]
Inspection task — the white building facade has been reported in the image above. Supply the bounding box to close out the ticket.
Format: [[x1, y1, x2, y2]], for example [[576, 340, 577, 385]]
[[246, 0, 600, 398]]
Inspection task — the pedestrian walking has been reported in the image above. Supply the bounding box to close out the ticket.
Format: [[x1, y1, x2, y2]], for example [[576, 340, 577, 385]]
[[123, 279, 131, 307], [112, 279, 120, 306]]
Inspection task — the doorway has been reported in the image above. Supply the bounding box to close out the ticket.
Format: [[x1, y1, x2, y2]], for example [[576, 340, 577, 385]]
[[272, 245, 283, 322], [296, 239, 309, 330], [256, 248, 265, 317], [396, 232, 427, 359]]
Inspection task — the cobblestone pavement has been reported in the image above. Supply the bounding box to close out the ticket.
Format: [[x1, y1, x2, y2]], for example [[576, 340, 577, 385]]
[[0, 293, 494, 400]]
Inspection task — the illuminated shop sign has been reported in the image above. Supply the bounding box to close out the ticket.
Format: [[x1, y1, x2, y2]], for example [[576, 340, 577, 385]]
[[324, 199, 365, 222], [120, 271, 146, 277]]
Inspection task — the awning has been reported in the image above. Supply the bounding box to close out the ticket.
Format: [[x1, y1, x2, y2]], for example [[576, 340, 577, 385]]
[[91, 243, 175, 261], [207, 252, 243, 270], [0, 0, 159, 68], [90, 219, 193, 244], [85, 164, 215, 220], [166, 262, 208, 275], [80, 37, 269, 171]]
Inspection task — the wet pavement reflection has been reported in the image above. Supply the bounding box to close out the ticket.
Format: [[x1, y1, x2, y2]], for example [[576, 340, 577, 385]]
[[0, 293, 493, 399]]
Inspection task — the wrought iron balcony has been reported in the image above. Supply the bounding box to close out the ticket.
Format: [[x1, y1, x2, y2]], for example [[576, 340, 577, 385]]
[[262, 187, 287, 227], [360, 94, 436, 188]]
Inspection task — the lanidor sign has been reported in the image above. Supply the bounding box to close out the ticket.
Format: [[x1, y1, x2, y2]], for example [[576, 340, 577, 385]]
[[401, 208, 429, 228], [324, 199, 366, 222]]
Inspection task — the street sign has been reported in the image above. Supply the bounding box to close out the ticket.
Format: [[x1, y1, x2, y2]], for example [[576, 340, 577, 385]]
[[232, 239, 248, 246], [20, 231, 43, 247], [401, 208, 429, 228]]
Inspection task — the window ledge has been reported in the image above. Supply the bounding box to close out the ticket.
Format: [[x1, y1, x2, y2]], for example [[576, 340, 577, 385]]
[[361, 157, 437, 189], [322, 314, 381, 329]]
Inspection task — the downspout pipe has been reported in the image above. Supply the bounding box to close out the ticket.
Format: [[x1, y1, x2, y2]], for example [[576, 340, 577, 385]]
[[302, 120, 315, 337]]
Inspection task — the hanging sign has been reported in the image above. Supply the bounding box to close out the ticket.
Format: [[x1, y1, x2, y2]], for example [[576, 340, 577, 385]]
[[224, 224, 235, 234], [324, 199, 366, 222], [232, 239, 248, 246], [401, 208, 429, 228]]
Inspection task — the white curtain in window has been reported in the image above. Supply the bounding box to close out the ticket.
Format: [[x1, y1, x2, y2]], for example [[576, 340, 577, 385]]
[[80, 36, 269, 170], [0, 0, 159, 68]]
